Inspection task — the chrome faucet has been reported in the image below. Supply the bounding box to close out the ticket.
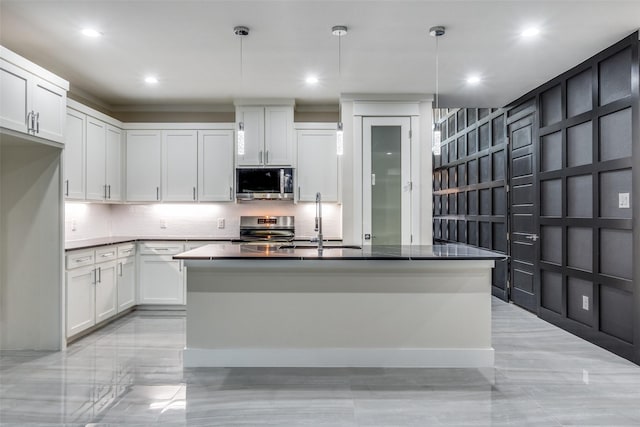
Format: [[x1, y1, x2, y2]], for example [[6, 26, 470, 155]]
[[314, 192, 323, 254]]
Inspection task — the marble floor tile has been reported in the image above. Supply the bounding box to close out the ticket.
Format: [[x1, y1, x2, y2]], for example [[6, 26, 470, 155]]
[[1, 302, 639, 426]]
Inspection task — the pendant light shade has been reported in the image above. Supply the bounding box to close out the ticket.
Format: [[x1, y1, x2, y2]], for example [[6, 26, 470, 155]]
[[333, 25, 347, 156], [430, 25, 445, 155], [237, 122, 245, 156], [235, 26, 249, 156]]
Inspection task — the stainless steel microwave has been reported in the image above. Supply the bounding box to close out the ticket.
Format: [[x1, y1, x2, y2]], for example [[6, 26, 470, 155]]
[[236, 168, 294, 201]]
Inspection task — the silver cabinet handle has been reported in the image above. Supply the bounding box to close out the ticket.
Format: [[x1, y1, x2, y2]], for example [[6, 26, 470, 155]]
[[98, 267, 102, 283], [298, 187, 301, 200], [74, 256, 92, 263], [122, 248, 132, 254], [524, 234, 539, 242], [154, 248, 171, 251], [266, 150, 269, 164], [104, 184, 108, 199], [156, 187, 160, 201], [65, 180, 69, 196], [35, 112, 39, 133], [26, 111, 32, 131], [259, 150, 263, 164], [108, 185, 111, 199], [193, 187, 196, 201], [229, 186, 233, 200], [92, 268, 97, 284], [118, 262, 123, 277], [100, 252, 115, 258]]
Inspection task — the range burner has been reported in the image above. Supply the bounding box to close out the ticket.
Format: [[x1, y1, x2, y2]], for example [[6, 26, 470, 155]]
[[239, 216, 295, 243]]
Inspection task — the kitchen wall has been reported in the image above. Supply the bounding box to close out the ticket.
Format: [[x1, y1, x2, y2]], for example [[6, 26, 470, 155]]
[[65, 201, 342, 241]]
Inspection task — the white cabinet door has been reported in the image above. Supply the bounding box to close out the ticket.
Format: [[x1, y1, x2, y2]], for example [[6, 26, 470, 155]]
[[117, 256, 136, 312], [297, 129, 339, 202], [66, 266, 96, 337], [264, 106, 293, 165], [126, 130, 162, 201], [95, 260, 117, 324], [85, 117, 107, 201], [236, 106, 264, 166], [31, 76, 66, 143], [139, 256, 184, 305], [105, 125, 122, 201], [64, 109, 86, 199], [0, 59, 29, 134], [198, 130, 234, 201], [162, 130, 198, 201]]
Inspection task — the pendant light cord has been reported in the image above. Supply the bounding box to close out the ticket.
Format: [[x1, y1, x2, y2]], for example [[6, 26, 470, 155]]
[[435, 35, 439, 111]]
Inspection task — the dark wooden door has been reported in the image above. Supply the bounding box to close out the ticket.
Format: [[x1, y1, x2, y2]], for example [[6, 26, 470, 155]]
[[508, 112, 538, 312]]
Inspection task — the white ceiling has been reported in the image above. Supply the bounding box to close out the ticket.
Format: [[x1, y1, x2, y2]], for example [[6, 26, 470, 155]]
[[1, 0, 639, 110]]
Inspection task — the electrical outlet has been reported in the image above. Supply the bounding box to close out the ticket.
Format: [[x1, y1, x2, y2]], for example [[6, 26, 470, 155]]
[[217, 218, 225, 229], [160, 219, 168, 229], [618, 192, 630, 209], [582, 295, 589, 311]]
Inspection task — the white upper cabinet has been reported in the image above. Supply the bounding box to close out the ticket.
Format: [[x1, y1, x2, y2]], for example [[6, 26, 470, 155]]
[[297, 129, 339, 202], [66, 101, 123, 202], [126, 130, 162, 202], [264, 106, 294, 165], [85, 117, 107, 201], [105, 125, 122, 201], [236, 105, 293, 166], [198, 129, 234, 202], [64, 109, 86, 199], [162, 130, 198, 202], [0, 47, 68, 143]]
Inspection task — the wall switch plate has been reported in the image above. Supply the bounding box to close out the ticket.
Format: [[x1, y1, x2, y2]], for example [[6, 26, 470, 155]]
[[582, 295, 589, 311], [618, 192, 630, 209], [217, 218, 225, 229], [160, 219, 167, 229]]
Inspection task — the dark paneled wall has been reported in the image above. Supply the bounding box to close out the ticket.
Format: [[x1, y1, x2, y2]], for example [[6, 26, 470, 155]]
[[516, 33, 638, 362], [432, 108, 509, 299], [434, 32, 638, 364]]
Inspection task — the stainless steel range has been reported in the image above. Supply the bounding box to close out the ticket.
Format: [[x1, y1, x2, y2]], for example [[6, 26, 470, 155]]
[[239, 216, 295, 243]]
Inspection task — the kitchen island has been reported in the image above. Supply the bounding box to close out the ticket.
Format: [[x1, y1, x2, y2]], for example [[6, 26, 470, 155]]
[[175, 244, 506, 368]]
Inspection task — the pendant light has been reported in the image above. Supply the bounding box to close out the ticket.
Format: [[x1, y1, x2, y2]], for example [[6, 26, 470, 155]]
[[332, 25, 347, 156], [234, 26, 249, 156], [429, 26, 445, 155]]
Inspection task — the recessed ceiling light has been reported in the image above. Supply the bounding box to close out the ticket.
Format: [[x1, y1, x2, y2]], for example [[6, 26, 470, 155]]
[[81, 28, 102, 38], [466, 75, 481, 85], [144, 76, 159, 84], [521, 27, 540, 38], [305, 76, 319, 85]]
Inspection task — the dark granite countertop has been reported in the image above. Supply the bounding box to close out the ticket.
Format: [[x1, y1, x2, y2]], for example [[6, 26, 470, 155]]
[[65, 236, 235, 251], [174, 243, 507, 261]]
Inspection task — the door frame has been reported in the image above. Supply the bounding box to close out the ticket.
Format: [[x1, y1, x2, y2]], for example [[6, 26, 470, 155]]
[[362, 116, 412, 245], [507, 105, 540, 312]]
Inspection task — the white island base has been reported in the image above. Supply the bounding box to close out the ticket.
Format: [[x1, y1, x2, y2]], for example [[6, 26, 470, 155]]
[[183, 259, 495, 368]]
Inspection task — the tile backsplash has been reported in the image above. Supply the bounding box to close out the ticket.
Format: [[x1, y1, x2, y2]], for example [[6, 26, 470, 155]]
[[65, 201, 342, 241]]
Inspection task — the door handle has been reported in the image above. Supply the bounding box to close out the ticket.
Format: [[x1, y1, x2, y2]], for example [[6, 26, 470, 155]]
[[371, 174, 376, 186], [259, 151, 263, 164], [98, 267, 102, 283], [156, 187, 160, 201], [229, 186, 233, 200], [265, 150, 269, 164], [108, 185, 111, 199], [35, 112, 39, 133], [26, 111, 33, 131], [193, 187, 196, 201], [65, 180, 69, 196], [524, 234, 539, 242]]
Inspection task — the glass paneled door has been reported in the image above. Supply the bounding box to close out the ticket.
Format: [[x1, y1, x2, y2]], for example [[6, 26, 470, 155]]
[[363, 117, 412, 245]]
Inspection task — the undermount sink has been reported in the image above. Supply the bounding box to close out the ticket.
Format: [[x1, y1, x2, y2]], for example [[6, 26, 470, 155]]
[[278, 244, 362, 250]]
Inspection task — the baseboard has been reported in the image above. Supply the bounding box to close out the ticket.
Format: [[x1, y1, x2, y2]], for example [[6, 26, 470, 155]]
[[183, 347, 495, 368]]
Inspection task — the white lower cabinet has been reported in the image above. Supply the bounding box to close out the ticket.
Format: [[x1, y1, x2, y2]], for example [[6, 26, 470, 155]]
[[66, 243, 136, 339], [66, 264, 96, 337], [95, 260, 117, 324], [117, 256, 136, 312], [138, 242, 185, 305]]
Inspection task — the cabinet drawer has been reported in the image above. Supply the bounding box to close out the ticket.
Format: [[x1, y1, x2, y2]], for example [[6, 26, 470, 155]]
[[66, 250, 95, 270], [138, 242, 185, 255], [117, 243, 136, 258], [95, 246, 118, 263]]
